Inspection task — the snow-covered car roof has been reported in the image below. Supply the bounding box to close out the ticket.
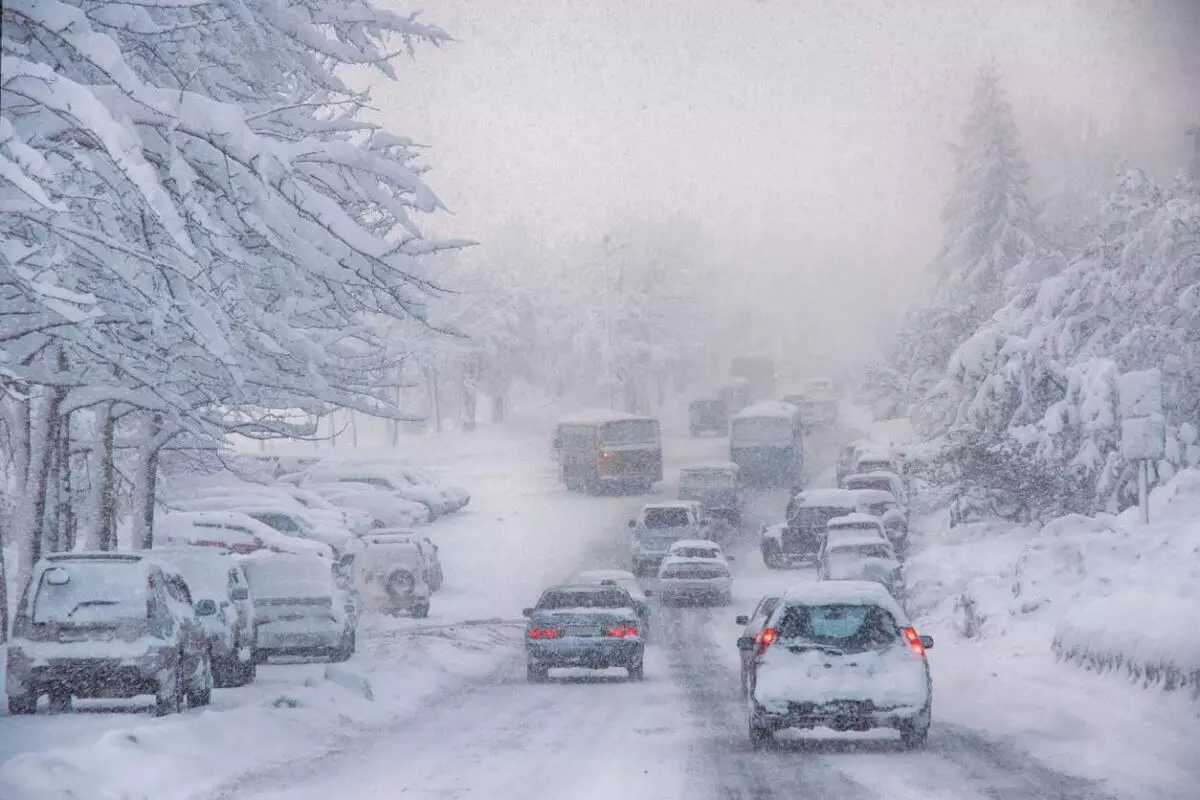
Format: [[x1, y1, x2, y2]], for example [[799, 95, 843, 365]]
[[776, 580, 908, 622], [556, 408, 651, 426], [643, 500, 702, 511], [731, 401, 800, 420], [791, 488, 865, 507], [659, 554, 727, 569], [827, 512, 885, 529], [841, 487, 900, 505], [669, 539, 722, 551], [157, 511, 332, 558]]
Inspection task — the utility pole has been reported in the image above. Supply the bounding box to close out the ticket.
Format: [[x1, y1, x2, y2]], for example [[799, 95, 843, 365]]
[[1188, 126, 1200, 180]]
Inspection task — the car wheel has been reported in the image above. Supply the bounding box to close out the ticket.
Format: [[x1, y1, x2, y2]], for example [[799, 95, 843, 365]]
[[155, 670, 183, 716], [47, 687, 71, 714], [211, 657, 232, 689], [900, 720, 929, 749], [749, 717, 773, 750], [7, 691, 38, 715], [526, 663, 549, 683], [187, 653, 213, 708], [761, 546, 782, 569], [627, 660, 645, 681], [412, 601, 430, 619]]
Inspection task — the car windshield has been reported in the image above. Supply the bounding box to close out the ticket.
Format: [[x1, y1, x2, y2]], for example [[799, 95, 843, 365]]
[[32, 562, 147, 626], [774, 604, 899, 651], [662, 563, 728, 579], [537, 590, 629, 609], [250, 512, 300, 533], [600, 419, 657, 446], [850, 478, 892, 493], [731, 417, 792, 446], [866, 502, 897, 516], [790, 506, 855, 528], [673, 546, 720, 559], [643, 507, 691, 528]]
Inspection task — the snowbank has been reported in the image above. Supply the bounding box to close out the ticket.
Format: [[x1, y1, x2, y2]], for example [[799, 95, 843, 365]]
[[0, 621, 522, 800]]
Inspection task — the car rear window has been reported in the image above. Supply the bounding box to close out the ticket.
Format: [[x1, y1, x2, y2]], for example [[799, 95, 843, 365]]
[[32, 562, 147, 626], [789, 506, 854, 528], [829, 544, 893, 559], [243, 558, 332, 598], [644, 507, 691, 528], [775, 603, 899, 650], [538, 589, 629, 609], [673, 546, 720, 559], [856, 460, 894, 473]]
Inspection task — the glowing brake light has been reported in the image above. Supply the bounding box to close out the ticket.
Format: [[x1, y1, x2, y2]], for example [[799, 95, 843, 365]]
[[527, 627, 561, 639], [604, 624, 639, 638], [757, 627, 777, 655], [903, 626, 925, 656], [600, 451, 613, 460]]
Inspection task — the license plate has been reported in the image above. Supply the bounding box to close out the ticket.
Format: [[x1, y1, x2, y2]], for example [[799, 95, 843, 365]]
[[564, 626, 599, 637]]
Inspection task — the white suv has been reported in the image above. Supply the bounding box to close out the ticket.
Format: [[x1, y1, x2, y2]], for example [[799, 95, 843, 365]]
[[740, 581, 933, 749]]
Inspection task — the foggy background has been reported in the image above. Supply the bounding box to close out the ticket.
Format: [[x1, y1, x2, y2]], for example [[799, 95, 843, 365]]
[[360, 0, 1199, 373]]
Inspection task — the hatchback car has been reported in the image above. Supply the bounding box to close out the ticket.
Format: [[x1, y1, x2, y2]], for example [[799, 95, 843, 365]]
[[7, 552, 213, 716], [240, 553, 356, 662], [740, 581, 933, 749], [523, 585, 644, 682], [657, 539, 734, 605]]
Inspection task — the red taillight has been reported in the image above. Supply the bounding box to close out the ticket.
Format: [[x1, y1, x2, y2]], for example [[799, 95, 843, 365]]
[[903, 626, 925, 656], [601, 451, 613, 460], [757, 627, 777, 655], [527, 627, 561, 639], [605, 624, 639, 638]]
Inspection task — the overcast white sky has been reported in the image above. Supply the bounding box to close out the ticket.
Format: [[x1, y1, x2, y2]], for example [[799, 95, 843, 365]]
[[362, 0, 1199, 364]]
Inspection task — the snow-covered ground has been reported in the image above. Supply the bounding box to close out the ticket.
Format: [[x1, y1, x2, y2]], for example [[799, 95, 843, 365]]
[[2, 412, 1197, 799]]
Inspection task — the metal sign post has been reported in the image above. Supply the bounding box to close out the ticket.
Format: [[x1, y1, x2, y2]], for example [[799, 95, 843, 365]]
[[1118, 369, 1165, 525]]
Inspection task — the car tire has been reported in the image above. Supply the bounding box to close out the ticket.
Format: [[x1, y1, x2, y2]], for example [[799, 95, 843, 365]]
[[900, 721, 929, 749], [188, 653, 213, 708], [231, 658, 256, 686], [627, 660, 645, 681], [526, 663, 548, 683], [7, 691, 38, 715], [212, 657, 233, 689], [412, 601, 430, 619], [155, 670, 183, 716], [47, 687, 71, 714], [332, 630, 355, 662], [749, 718, 772, 750], [761, 545, 782, 570]]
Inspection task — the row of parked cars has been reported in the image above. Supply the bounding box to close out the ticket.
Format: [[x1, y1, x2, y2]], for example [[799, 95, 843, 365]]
[[5, 457, 469, 716]]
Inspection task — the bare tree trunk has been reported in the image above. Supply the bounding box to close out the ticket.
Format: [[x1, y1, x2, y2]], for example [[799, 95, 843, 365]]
[[349, 409, 358, 448], [83, 404, 116, 550], [14, 387, 55, 586], [131, 414, 164, 550], [57, 408, 76, 551], [0, 540, 8, 642], [427, 367, 442, 433]]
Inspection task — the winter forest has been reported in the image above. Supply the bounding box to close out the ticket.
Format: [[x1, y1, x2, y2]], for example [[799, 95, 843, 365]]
[[0, 3, 1197, 633]]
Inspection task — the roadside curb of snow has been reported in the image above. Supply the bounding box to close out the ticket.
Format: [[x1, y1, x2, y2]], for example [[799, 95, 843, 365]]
[[0, 621, 523, 800], [1052, 595, 1200, 701]]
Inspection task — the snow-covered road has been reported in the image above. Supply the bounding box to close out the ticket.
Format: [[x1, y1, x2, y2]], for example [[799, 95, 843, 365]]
[[204, 426, 1124, 800]]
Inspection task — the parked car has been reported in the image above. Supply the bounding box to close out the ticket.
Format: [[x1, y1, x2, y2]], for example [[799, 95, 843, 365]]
[[740, 581, 933, 749], [818, 533, 905, 602], [149, 547, 257, 687], [156, 510, 334, 559], [759, 489, 869, 569], [7, 552, 213, 716], [629, 501, 712, 577], [355, 533, 432, 617], [734, 594, 782, 698], [575, 569, 652, 634], [187, 483, 372, 541], [657, 539, 733, 605], [239, 553, 356, 662], [288, 481, 431, 528], [290, 464, 452, 518], [522, 584, 645, 682], [362, 528, 443, 592], [166, 493, 352, 554]]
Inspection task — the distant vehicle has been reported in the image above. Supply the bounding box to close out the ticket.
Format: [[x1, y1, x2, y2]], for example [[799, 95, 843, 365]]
[[165, 494, 352, 555], [818, 533, 904, 602], [292, 482, 431, 529], [361, 528, 443, 593], [629, 501, 711, 577], [688, 398, 730, 436], [734, 594, 782, 698], [759, 488, 871, 568], [781, 389, 837, 429], [718, 379, 754, 414], [730, 355, 778, 402], [841, 471, 909, 505], [677, 462, 744, 527], [7, 552, 212, 716], [523, 585, 645, 682], [575, 569, 652, 634], [149, 547, 257, 687], [841, 486, 910, 555], [287, 464, 452, 519], [657, 539, 733, 605], [555, 410, 663, 494], [730, 401, 805, 488], [740, 581, 933, 749], [355, 534, 432, 618], [239, 553, 357, 661]]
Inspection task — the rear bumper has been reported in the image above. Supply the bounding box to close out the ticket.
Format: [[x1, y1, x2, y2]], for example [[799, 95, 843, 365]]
[[752, 700, 927, 732], [527, 639, 643, 669], [255, 621, 345, 654], [659, 579, 731, 601], [7, 652, 173, 698]]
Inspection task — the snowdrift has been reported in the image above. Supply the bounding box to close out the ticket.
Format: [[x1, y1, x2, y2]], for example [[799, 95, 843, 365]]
[[908, 468, 1200, 701]]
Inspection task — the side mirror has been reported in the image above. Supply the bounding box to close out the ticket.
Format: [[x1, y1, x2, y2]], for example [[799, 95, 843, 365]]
[[194, 599, 218, 617], [522, 607, 533, 618], [735, 615, 750, 625], [919, 635, 934, 650], [628, 519, 637, 528], [736, 636, 756, 651], [726, 554, 735, 562], [231, 587, 249, 601]]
